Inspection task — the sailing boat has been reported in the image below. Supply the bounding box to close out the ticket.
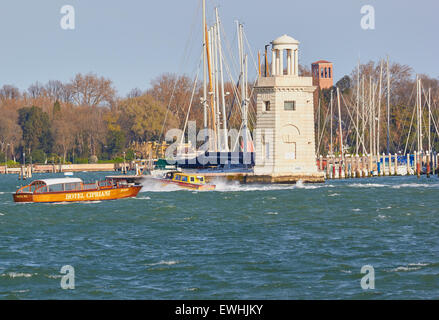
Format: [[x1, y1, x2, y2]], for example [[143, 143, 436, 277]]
[[176, 0, 255, 170]]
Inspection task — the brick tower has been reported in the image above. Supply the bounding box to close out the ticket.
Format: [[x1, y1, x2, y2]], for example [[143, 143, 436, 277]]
[[311, 60, 333, 90]]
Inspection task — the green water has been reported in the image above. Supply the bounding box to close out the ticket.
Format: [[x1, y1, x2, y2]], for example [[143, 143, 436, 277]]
[[0, 172, 438, 299]]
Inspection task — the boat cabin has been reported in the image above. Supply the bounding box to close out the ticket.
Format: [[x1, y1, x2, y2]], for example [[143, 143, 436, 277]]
[[16, 177, 118, 194]]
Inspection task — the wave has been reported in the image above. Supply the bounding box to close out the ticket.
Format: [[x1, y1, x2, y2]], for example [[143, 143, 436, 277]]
[[135, 196, 151, 200], [146, 260, 179, 266], [389, 262, 429, 272], [213, 180, 325, 192], [391, 183, 439, 189], [1, 272, 35, 278], [349, 183, 387, 188]]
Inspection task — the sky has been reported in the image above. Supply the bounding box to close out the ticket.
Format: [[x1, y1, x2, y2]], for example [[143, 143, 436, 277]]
[[0, 0, 438, 97]]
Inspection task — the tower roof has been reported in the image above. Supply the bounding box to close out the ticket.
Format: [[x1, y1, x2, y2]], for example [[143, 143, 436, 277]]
[[312, 60, 332, 64], [272, 34, 299, 45]]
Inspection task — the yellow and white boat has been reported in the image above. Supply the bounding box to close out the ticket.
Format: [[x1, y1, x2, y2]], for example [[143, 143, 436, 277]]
[[155, 172, 215, 191]]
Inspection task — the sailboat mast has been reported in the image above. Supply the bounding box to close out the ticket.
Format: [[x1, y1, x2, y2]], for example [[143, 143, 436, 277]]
[[240, 24, 248, 153], [202, 0, 207, 129], [362, 75, 365, 155], [369, 76, 372, 156], [356, 60, 360, 155], [337, 87, 343, 157], [418, 79, 423, 152], [213, 25, 221, 151], [330, 90, 333, 155], [205, 24, 217, 151], [377, 60, 383, 156], [428, 87, 431, 153], [416, 75, 421, 152], [215, 8, 228, 151], [386, 56, 390, 154]]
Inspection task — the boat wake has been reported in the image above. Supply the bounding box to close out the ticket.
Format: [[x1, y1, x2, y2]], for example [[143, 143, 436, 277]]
[[140, 179, 182, 192], [212, 179, 325, 192]]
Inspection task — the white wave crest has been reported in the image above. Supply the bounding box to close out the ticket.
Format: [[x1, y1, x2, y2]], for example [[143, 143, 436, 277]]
[[1, 272, 35, 278], [146, 260, 179, 266]]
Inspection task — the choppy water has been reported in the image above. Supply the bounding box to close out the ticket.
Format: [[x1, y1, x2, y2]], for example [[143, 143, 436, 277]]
[[0, 172, 438, 299]]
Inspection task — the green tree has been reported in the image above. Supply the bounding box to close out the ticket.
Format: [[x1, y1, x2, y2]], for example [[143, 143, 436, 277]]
[[18, 106, 53, 154], [107, 128, 126, 157], [53, 100, 61, 118]]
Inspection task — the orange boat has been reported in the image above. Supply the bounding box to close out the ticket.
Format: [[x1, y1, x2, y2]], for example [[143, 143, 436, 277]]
[[155, 171, 215, 191], [13, 177, 142, 203]]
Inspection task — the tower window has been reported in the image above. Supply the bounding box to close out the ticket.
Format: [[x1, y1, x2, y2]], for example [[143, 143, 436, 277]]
[[325, 68, 328, 78], [284, 101, 296, 111], [263, 100, 271, 111], [328, 67, 331, 78]]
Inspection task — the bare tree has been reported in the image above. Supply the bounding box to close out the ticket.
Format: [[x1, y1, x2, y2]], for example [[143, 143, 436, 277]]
[[45, 80, 65, 101], [69, 73, 116, 107], [28, 82, 45, 99], [127, 88, 143, 98], [0, 85, 21, 100]]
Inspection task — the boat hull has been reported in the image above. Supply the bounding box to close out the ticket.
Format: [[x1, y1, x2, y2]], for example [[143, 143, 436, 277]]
[[13, 186, 142, 203]]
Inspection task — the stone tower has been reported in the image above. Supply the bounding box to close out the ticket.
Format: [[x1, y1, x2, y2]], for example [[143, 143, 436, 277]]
[[254, 35, 318, 175]]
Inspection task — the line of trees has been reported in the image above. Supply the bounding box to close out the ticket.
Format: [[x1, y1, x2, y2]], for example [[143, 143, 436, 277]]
[[1, 60, 438, 165], [0, 73, 191, 165]]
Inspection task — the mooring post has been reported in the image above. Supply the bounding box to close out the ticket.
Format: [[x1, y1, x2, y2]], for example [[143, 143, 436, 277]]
[[319, 155, 323, 171], [361, 156, 365, 177], [332, 157, 336, 179], [338, 157, 342, 179], [414, 151, 417, 177], [351, 155, 357, 178], [377, 154, 381, 177], [388, 153, 392, 176], [415, 152, 421, 179], [326, 156, 330, 179], [437, 153, 439, 177], [393, 153, 397, 176], [427, 152, 431, 178], [355, 155, 359, 178]]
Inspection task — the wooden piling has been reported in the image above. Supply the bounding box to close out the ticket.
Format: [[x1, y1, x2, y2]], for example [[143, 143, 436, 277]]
[[326, 156, 330, 179], [338, 157, 342, 179], [415, 152, 421, 179], [393, 153, 396, 176], [427, 152, 431, 178]]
